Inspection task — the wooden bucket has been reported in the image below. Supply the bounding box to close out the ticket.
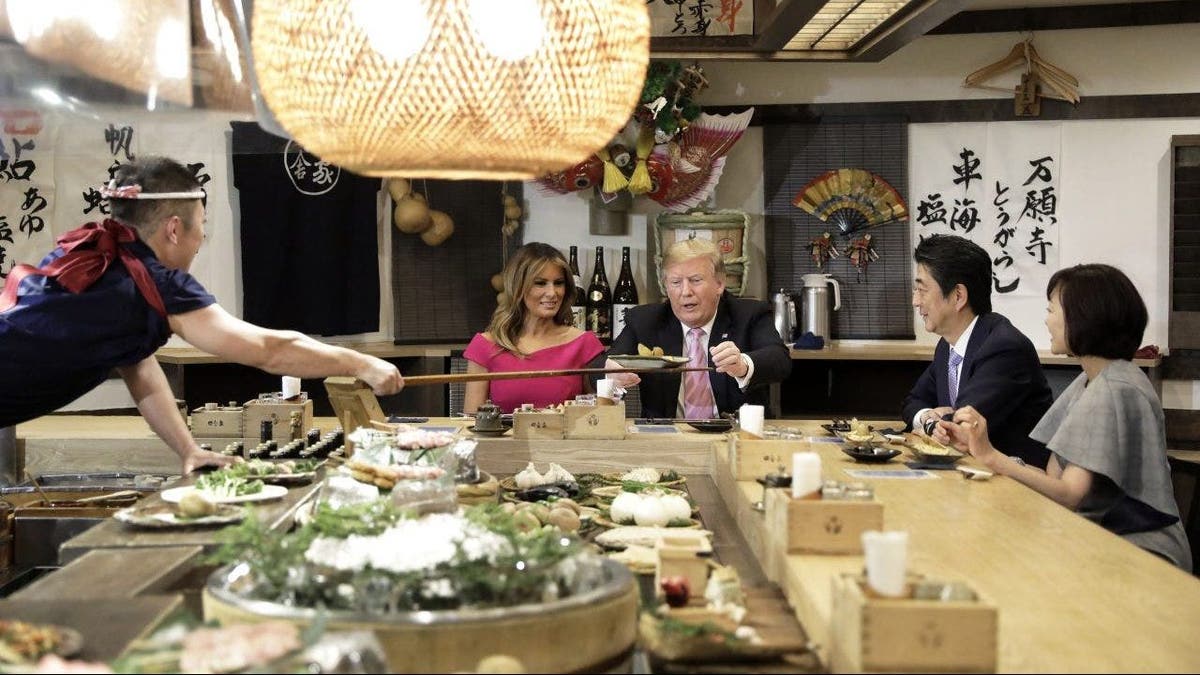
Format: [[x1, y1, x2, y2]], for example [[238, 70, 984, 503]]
[[204, 560, 639, 673]]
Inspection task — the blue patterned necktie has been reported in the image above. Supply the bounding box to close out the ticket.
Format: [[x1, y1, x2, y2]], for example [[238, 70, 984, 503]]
[[947, 348, 964, 407]]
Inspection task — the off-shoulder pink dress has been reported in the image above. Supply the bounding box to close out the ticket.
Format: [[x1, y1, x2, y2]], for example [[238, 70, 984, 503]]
[[463, 331, 605, 413]]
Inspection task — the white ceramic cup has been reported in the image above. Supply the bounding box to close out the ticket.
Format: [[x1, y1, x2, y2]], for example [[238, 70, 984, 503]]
[[862, 530, 909, 597], [281, 375, 301, 399], [596, 378, 614, 398], [739, 403, 764, 436], [792, 451, 822, 499]]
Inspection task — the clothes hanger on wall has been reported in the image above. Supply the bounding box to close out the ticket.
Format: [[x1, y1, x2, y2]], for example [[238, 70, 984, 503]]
[[963, 37, 1079, 106]]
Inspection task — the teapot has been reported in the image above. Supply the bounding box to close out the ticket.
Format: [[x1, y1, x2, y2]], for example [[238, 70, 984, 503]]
[[474, 399, 503, 432], [800, 273, 842, 340], [772, 289, 797, 342]]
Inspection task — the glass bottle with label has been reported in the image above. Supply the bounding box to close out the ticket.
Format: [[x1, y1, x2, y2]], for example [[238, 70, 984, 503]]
[[612, 246, 638, 341], [568, 245, 587, 331], [586, 246, 612, 343]]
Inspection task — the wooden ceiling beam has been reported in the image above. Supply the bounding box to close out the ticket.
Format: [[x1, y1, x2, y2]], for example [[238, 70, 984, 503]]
[[929, 0, 1200, 35], [753, 0, 830, 50], [851, 0, 967, 62]]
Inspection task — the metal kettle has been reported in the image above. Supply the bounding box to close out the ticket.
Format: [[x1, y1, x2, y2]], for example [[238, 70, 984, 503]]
[[800, 273, 842, 340], [772, 289, 797, 342]]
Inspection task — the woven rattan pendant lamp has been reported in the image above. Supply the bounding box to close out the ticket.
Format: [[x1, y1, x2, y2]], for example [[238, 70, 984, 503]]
[[250, 0, 650, 179]]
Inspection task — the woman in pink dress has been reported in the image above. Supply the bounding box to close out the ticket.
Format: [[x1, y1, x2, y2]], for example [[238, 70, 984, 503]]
[[463, 243, 604, 413]]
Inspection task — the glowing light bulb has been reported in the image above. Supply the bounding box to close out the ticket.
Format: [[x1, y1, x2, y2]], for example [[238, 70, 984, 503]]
[[351, 0, 430, 62], [469, 0, 545, 61]]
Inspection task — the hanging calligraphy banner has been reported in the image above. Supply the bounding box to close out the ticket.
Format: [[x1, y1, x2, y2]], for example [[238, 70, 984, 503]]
[[0, 108, 57, 276], [910, 122, 1061, 298], [648, 0, 753, 37]]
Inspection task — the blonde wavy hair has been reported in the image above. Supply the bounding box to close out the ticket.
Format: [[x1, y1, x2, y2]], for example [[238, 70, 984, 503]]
[[486, 243, 576, 356], [661, 237, 726, 281]]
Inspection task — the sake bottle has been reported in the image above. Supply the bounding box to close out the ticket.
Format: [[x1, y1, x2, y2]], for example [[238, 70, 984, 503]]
[[568, 246, 587, 331], [586, 246, 612, 343], [612, 246, 638, 341]]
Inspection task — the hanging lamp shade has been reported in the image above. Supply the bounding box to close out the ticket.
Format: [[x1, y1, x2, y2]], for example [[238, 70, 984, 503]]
[[250, 0, 650, 179]]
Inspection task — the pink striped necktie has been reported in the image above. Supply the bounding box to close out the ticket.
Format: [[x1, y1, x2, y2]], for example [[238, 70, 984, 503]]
[[684, 327, 716, 419]]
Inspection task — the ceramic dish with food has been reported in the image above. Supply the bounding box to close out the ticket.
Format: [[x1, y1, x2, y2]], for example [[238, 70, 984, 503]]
[[0, 621, 83, 664], [834, 429, 886, 450], [592, 513, 702, 530], [901, 433, 966, 465], [160, 484, 289, 505], [686, 419, 734, 433], [608, 354, 691, 369], [599, 467, 686, 487], [114, 502, 247, 529], [840, 446, 903, 464]]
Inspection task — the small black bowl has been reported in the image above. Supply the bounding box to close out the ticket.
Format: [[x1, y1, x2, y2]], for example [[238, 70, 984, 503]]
[[513, 481, 581, 502], [841, 446, 902, 464]]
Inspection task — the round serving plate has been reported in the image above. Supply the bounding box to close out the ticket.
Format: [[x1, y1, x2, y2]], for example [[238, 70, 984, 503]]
[[203, 558, 638, 673], [161, 484, 288, 504]]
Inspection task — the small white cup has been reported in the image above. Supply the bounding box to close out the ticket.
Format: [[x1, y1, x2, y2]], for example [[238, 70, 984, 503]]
[[739, 403, 764, 436], [862, 530, 909, 597], [792, 451, 822, 499], [596, 378, 614, 398], [281, 375, 301, 399]]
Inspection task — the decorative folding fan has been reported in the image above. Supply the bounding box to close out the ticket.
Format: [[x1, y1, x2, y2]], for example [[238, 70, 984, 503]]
[[791, 169, 908, 234]]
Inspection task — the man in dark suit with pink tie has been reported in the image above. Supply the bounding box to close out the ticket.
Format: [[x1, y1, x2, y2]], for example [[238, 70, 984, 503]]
[[605, 238, 791, 419]]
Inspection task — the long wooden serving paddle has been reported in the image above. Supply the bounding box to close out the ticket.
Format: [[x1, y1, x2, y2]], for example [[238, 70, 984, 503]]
[[399, 366, 712, 387]]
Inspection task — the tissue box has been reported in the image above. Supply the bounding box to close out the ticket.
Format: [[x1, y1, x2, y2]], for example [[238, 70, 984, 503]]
[[512, 409, 565, 439], [563, 401, 626, 440], [765, 488, 883, 554], [726, 436, 809, 479], [830, 574, 997, 673]]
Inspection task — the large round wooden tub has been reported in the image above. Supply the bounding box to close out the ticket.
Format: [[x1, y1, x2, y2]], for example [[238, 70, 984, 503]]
[[204, 558, 639, 673]]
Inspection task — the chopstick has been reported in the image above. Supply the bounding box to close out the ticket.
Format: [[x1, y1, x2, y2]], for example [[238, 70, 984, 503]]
[[402, 366, 713, 387]]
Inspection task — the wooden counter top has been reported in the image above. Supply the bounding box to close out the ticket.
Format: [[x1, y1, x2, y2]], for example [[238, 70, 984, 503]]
[[789, 339, 1161, 367], [155, 341, 463, 365], [713, 421, 1200, 672]]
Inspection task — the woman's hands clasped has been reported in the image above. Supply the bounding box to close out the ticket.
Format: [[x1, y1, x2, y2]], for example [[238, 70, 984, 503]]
[[937, 405, 1003, 470]]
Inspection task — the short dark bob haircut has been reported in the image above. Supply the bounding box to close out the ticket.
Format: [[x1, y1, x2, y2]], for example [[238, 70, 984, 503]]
[[1047, 263, 1146, 360], [913, 234, 992, 316]]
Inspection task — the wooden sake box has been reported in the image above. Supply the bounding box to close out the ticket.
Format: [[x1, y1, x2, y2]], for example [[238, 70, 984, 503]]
[[242, 397, 313, 443], [563, 401, 626, 440], [830, 574, 997, 673], [512, 409, 565, 440], [725, 436, 811, 480], [654, 535, 710, 606], [764, 488, 883, 554], [189, 404, 243, 438]]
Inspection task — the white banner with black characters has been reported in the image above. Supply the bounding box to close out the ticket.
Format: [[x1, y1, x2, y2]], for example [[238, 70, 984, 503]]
[[911, 122, 1062, 298], [647, 0, 753, 37], [0, 107, 57, 276]]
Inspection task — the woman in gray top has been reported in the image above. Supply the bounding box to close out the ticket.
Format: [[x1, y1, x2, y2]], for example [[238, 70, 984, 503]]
[[941, 264, 1191, 572]]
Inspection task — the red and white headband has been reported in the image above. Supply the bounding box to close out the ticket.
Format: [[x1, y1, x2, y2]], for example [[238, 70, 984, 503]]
[[99, 180, 205, 200]]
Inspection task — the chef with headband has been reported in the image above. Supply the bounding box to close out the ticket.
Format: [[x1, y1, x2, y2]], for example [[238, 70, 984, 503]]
[[0, 156, 404, 473]]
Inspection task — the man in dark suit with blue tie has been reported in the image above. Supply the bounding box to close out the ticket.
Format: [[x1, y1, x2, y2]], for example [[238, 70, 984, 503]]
[[901, 235, 1052, 467], [604, 238, 791, 419]]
